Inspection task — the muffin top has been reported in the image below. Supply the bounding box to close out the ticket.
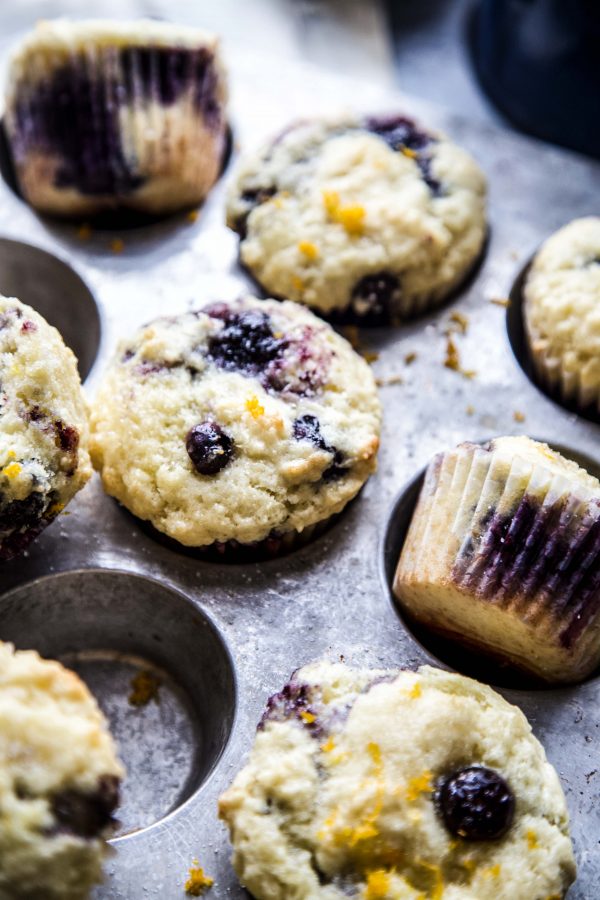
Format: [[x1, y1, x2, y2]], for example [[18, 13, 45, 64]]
[[219, 661, 575, 900], [227, 115, 486, 320], [90, 297, 381, 547], [524, 217, 600, 375], [0, 295, 91, 560], [0, 642, 123, 897]]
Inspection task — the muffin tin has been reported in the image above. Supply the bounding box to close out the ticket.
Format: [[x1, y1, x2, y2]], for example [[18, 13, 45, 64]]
[[0, 40, 598, 900]]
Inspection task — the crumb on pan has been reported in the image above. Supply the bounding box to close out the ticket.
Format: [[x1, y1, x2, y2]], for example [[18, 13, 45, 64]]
[[444, 335, 476, 379], [110, 237, 125, 254], [513, 410, 526, 422], [447, 311, 469, 335], [490, 297, 511, 307], [128, 670, 161, 707], [375, 373, 403, 387], [185, 861, 214, 896], [77, 222, 92, 241]]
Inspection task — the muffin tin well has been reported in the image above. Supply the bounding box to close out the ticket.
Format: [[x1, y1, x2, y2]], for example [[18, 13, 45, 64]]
[[0, 38, 598, 899], [382, 441, 600, 691], [0, 237, 100, 379], [0, 569, 236, 837], [507, 256, 600, 426]]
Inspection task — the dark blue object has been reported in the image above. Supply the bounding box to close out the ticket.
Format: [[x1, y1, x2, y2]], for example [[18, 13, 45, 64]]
[[472, 0, 600, 159]]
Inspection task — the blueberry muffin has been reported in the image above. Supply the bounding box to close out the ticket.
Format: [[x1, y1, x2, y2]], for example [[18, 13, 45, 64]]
[[219, 660, 575, 899], [227, 115, 487, 323], [394, 436, 600, 683], [0, 642, 124, 899], [5, 18, 228, 217], [89, 296, 381, 551], [0, 296, 91, 561], [524, 217, 600, 414]]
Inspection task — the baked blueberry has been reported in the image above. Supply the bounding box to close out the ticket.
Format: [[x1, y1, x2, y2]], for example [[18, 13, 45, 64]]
[[227, 115, 486, 321], [0, 295, 91, 562], [219, 662, 575, 900], [436, 766, 515, 841], [186, 421, 234, 475], [90, 296, 380, 551]]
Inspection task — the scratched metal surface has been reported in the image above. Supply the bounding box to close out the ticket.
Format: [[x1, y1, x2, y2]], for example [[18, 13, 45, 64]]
[[0, 34, 598, 900]]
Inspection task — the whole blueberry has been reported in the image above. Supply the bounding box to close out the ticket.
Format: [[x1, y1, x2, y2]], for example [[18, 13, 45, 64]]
[[436, 766, 515, 841], [186, 421, 234, 475]]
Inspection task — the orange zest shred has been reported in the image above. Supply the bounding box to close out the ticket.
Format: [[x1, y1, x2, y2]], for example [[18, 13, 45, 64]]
[[484, 863, 501, 878], [299, 710, 316, 724], [184, 861, 214, 896], [2, 462, 22, 479], [322, 190, 366, 236], [365, 869, 391, 899], [409, 682, 422, 699], [405, 771, 434, 802], [526, 830, 539, 850], [291, 275, 305, 293], [298, 240, 320, 260], [245, 396, 265, 418], [321, 736, 336, 753]]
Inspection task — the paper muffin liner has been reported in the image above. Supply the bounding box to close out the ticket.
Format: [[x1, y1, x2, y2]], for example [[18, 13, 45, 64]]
[[394, 437, 600, 683], [6, 33, 227, 216], [526, 335, 600, 417]]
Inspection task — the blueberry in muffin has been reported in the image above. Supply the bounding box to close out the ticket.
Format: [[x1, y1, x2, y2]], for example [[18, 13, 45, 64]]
[[89, 296, 381, 552], [219, 660, 575, 899], [0, 295, 91, 561], [227, 115, 487, 323], [0, 642, 124, 899]]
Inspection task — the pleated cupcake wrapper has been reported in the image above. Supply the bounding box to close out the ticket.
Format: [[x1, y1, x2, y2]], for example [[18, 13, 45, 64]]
[[397, 441, 600, 669], [8, 41, 226, 210], [529, 338, 600, 415]]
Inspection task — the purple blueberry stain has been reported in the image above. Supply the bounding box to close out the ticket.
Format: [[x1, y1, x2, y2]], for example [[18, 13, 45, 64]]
[[293, 414, 347, 481], [233, 185, 276, 237], [207, 309, 288, 376], [435, 766, 515, 841], [12, 45, 222, 198], [364, 114, 442, 196], [260, 680, 322, 737], [0, 490, 58, 562], [186, 421, 234, 476]]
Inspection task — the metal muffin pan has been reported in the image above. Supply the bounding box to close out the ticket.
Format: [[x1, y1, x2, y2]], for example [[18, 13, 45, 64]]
[[0, 43, 599, 899]]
